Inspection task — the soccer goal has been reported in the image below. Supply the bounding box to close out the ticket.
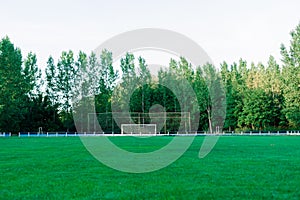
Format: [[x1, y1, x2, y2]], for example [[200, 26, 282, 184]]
[[121, 124, 157, 135]]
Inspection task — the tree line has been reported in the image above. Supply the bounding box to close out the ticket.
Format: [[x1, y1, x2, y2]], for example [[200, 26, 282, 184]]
[[0, 23, 299, 133]]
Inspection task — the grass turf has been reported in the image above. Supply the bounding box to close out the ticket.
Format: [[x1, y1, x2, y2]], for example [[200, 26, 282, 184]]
[[1, 136, 300, 199]]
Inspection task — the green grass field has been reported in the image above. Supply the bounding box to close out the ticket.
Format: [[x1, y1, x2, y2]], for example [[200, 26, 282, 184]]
[[1, 136, 300, 199]]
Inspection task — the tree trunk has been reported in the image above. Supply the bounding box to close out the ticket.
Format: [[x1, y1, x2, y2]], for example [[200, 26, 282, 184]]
[[207, 108, 212, 133]]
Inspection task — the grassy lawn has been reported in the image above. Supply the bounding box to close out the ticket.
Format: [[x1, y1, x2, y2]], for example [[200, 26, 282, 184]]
[[1, 136, 300, 199]]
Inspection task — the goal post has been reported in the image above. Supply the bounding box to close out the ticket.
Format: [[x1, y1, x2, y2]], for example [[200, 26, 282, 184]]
[[121, 124, 157, 135]]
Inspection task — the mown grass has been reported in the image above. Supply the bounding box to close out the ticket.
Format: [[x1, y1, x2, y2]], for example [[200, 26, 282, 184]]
[[1, 136, 300, 199]]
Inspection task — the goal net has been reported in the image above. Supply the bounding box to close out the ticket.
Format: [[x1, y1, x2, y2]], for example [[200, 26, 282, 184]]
[[121, 124, 157, 135]]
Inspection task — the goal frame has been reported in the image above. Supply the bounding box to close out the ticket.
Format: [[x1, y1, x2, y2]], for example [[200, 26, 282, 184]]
[[121, 124, 157, 135]]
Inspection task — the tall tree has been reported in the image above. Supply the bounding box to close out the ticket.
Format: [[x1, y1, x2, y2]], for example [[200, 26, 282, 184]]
[[201, 63, 226, 133], [23, 52, 42, 97], [281, 23, 300, 128], [132, 56, 152, 114], [0, 37, 25, 133], [96, 49, 118, 113], [56, 50, 77, 131], [265, 56, 286, 128], [193, 67, 209, 131], [45, 56, 58, 104], [112, 52, 136, 113], [221, 61, 239, 131]]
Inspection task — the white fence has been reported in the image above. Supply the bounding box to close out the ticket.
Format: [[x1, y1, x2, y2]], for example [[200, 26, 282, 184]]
[[0, 132, 11, 137], [18, 132, 99, 137], [0, 131, 299, 137], [1, 130, 295, 137]]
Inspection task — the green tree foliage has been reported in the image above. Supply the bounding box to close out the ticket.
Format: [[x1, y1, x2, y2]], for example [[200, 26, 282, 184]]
[[57, 51, 76, 113], [0, 37, 59, 133], [221, 62, 240, 131], [45, 56, 58, 103], [193, 67, 209, 130], [21, 95, 62, 132], [23, 52, 42, 97], [0, 37, 27, 133], [53, 51, 77, 131], [1, 22, 300, 132], [200, 63, 225, 133], [95, 50, 118, 113], [112, 53, 136, 112], [281, 23, 300, 128]]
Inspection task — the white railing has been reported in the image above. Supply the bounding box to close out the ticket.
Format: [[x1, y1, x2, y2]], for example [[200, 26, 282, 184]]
[[0, 130, 297, 137], [0, 132, 11, 137]]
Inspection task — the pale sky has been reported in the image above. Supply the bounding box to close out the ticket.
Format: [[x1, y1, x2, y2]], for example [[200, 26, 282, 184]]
[[0, 0, 299, 70]]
